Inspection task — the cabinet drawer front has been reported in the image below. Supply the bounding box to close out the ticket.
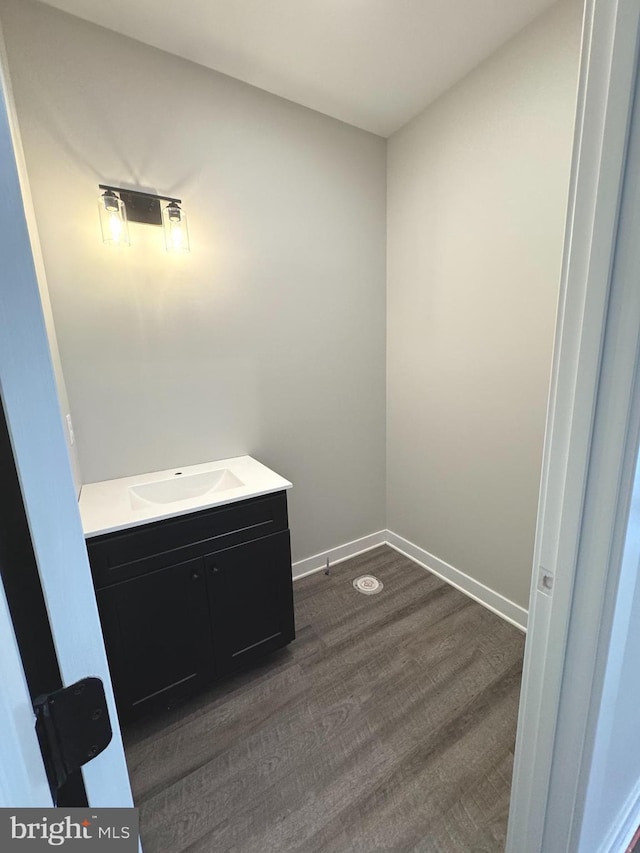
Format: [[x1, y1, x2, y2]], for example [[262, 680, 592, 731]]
[[88, 492, 288, 588]]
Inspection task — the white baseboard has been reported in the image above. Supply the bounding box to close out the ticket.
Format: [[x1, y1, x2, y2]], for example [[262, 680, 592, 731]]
[[291, 530, 387, 580], [599, 775, 640, 853], [292, 528, 528, 632], [385, 531, 528, 632]]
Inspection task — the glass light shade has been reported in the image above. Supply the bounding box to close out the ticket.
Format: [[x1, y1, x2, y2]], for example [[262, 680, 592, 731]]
[[162, 202, 190, 253], [98, 191, 130, 246]]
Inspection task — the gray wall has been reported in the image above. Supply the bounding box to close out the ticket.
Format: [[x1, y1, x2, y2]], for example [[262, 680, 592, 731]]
[[0, 0, 387, 563], [1, 0, 581, 605], [386, 0, 582, 609]]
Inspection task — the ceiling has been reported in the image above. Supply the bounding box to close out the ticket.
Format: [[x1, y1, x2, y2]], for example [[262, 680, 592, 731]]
[[39, 0, 559, 136]]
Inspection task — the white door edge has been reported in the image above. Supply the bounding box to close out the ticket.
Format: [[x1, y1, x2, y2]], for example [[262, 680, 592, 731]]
[[0, 20, 133, 810], [507, 0, 640, 849], [0, 582, 51, 807]]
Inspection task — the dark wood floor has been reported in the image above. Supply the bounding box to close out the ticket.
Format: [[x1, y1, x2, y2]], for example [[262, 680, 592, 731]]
[[124, 545, 525, 853]]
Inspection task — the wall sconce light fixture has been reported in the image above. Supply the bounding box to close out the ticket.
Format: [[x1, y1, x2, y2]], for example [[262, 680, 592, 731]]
[[162, 200, 190, 254], [98, 185, 190, 253], [98, 189, 129, 246]]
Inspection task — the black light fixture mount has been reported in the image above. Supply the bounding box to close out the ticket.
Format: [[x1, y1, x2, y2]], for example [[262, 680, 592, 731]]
[[98, 185, 190, 252], [98, 185, 181, 226]]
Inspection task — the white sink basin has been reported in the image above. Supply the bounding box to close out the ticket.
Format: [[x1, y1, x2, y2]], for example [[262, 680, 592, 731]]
[[79, 456, 292, 537], [129, 468, 243, 508]]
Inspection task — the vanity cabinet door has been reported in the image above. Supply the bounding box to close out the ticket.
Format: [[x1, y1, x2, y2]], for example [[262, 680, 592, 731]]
[[205, 531, 295, 676], [96, 557, 214, 719]]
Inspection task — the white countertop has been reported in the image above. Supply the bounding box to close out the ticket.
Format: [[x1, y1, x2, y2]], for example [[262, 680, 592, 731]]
[[79, 455, 292, 538]]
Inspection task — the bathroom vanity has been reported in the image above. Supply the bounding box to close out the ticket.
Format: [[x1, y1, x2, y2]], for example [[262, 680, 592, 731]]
[[79, 457, 294, 720]]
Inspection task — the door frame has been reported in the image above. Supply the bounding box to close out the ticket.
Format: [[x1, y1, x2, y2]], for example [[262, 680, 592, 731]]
[[507, 0, 640, 849]]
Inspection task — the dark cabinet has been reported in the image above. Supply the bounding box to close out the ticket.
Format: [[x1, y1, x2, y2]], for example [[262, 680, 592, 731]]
[[206, 531, 294, 676], [97, 557, 214, 714], [86, 492, 294, 720]]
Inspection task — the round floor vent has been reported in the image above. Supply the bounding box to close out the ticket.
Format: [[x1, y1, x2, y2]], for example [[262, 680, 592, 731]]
[[353, 575, 383, 595]]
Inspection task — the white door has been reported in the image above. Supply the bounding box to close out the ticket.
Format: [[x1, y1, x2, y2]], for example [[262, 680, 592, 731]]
[[0, 49, 132, 808]]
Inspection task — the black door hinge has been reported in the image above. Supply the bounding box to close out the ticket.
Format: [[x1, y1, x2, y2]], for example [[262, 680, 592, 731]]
[[34, 677, 113, 802]]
